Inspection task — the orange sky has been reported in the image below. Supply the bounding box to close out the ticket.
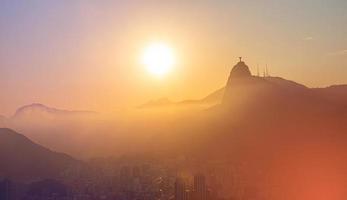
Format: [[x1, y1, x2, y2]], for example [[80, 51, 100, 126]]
[[1, 1, 346, 116]]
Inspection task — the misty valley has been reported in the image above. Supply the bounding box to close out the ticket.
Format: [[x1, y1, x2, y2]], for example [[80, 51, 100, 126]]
[[1, 60, 347, 200]]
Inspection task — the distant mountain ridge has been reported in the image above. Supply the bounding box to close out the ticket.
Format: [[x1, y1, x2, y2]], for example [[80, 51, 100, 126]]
[[138, 60, 347, 169], [9, 103, 97, 123], [140, 58, 343, 111], [1, 60, 346, 162], [0, 115, 6, 127], [312, 85, 347, 103], [140, 74, 346, 110], [139, 88, 225, 108], [13, 103, 96, 118], [0, 128, 80, 180]]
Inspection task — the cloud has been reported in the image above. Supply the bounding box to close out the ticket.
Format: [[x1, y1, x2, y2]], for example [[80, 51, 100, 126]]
[[328, 49, 347, 56], [303, 36, 314, 41]]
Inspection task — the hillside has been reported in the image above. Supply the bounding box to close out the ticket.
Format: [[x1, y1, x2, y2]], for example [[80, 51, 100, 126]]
[[0, 128, 80, 180]]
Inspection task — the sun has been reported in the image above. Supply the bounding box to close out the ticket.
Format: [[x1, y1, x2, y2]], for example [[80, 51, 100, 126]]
[[142, 43, 175, 77]]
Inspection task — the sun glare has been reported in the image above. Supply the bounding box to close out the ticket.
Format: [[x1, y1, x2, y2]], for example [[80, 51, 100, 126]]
[[142, 43, 175, 77]]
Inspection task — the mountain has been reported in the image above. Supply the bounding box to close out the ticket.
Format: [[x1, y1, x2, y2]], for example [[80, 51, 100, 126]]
[[12, 103, 96, 120], [0, 128, 80, 180], [139, 63, 311, 110], [313, 85, 347, 104], [144, 60, 347, 199], [221, 61, 312, 113], [138, 60, 347, 162], [139, 98, 174, 108], [0, 115, 7, 127], [221, 62, 347, 118], [2, 104, 100, 159], [139, 88, 224, 109], [186, 60, 347, 158], [141, 60, 346, 115]]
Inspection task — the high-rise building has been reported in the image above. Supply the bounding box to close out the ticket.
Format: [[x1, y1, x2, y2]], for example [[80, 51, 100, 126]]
[[120, 166, 132, 180], [120, 166, 132, 191], [194, 174, 207, 200], [185, 189, 193, 200], [0, 179, 12, 200], [175, 177, 187, 200], [132, 166, 141, 178]]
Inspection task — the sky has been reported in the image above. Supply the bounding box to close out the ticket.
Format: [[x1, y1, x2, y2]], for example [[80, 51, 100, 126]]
[[1, 0, 347, 116]]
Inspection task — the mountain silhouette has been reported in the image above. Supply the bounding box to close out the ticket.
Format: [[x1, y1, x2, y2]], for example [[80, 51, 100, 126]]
[[12, 103, 96, 120], [220, 60, 347, 117], [136, 60, 347, 165], [177, 60, 347, 162], [141, 59, 346, 116], [222, 60, 309, 114], [0, 128, 80, 180], [139, 98, 174, 108], [313, 85, 347, 104], [0, 115, 6, 127], [227, 59, 252, 78], [139, 60, 313, 110], [2, 60, 346, 162], [138, 60, 347, 200], [139, 88, 224, 109]]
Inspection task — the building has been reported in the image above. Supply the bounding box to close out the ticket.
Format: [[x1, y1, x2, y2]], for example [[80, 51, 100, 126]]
[[175, 177, 187, 200], [194, 174, 207, 200], [0, 179, 12, 200]]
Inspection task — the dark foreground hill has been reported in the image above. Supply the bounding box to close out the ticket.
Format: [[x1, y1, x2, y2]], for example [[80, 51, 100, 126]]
[[0, 128, 80, 180]]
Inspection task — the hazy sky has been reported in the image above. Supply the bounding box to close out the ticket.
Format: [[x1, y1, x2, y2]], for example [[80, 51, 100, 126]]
[[1, 0, 346, 116]]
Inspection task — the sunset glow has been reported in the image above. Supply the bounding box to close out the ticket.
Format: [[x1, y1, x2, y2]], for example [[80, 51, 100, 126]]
[[1, 2, 347, 200], [142, 43, 175, 77]]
